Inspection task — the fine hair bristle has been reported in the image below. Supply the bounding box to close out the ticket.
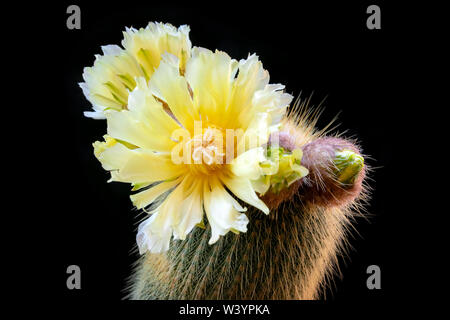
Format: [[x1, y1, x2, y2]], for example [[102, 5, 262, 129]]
[[282, 94, 340, 147]]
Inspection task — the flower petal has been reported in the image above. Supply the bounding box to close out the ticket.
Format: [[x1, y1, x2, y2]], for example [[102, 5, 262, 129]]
[[137, 212, 172, 254], [136, 179, 188, 253], [251, 84, 293, 126], [122, 22, 191, 79], [116, 77, 180, 150], [130, 178, 181, 209], [93, 136, 133, 171], [106, 78, 180, 152], [220, 174, 269, 215], [225, 54, 269, 129], [203, 178, 249, 245], [107, 110, 161, 151], [172, 178, 204, 240], [113, 149, 184, 184], [149, 59, 198, 131], [81, 46, 144, 115], [230, 147, 265, 180], [185, 47, 238, 127], [238, 112, 272, 152]]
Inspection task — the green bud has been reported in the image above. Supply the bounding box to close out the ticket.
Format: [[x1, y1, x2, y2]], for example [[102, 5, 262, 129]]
[[333, 150, 364, 184]]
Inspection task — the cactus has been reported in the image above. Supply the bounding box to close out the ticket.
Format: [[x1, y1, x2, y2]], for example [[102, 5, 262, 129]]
[[126, 98, 370, 300]]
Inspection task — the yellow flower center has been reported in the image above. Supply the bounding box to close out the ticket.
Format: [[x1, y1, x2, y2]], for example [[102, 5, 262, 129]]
[[185, 126, 227, 176]]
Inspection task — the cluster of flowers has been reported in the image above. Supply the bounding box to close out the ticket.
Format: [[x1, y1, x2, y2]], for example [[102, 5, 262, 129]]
[[81, 22, 308, 254]]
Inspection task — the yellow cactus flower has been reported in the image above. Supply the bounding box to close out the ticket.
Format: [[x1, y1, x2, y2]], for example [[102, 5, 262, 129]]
[[93, 47, 293, 253], [80, 22, 191, 119]]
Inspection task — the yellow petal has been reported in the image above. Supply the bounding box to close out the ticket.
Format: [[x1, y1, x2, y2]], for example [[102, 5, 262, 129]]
[[239, 112, 272, 152], [112, 150, 184, 184], [225, 54, 268, 129], [81, 45, 144, 117], [123, 77, 180, 150], [93, 137, 133, 171], [106, 110, 160, 151], [137, 178, 188, 253], [250, 83, 293, 126], [230, 147, 265, 180], [172, 178, 204, 240], [130, 178, 181, 209], [203, 178, 248, 245], [185, 47, 238, 126], [149, 59, 198, 132], [122, 22, 191, 79], [106, 79, 180, 152], [220, 174, 269, 215]]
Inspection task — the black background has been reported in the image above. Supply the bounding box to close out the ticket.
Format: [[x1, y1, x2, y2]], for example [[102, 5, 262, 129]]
[[28, 0, 414, 311]]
